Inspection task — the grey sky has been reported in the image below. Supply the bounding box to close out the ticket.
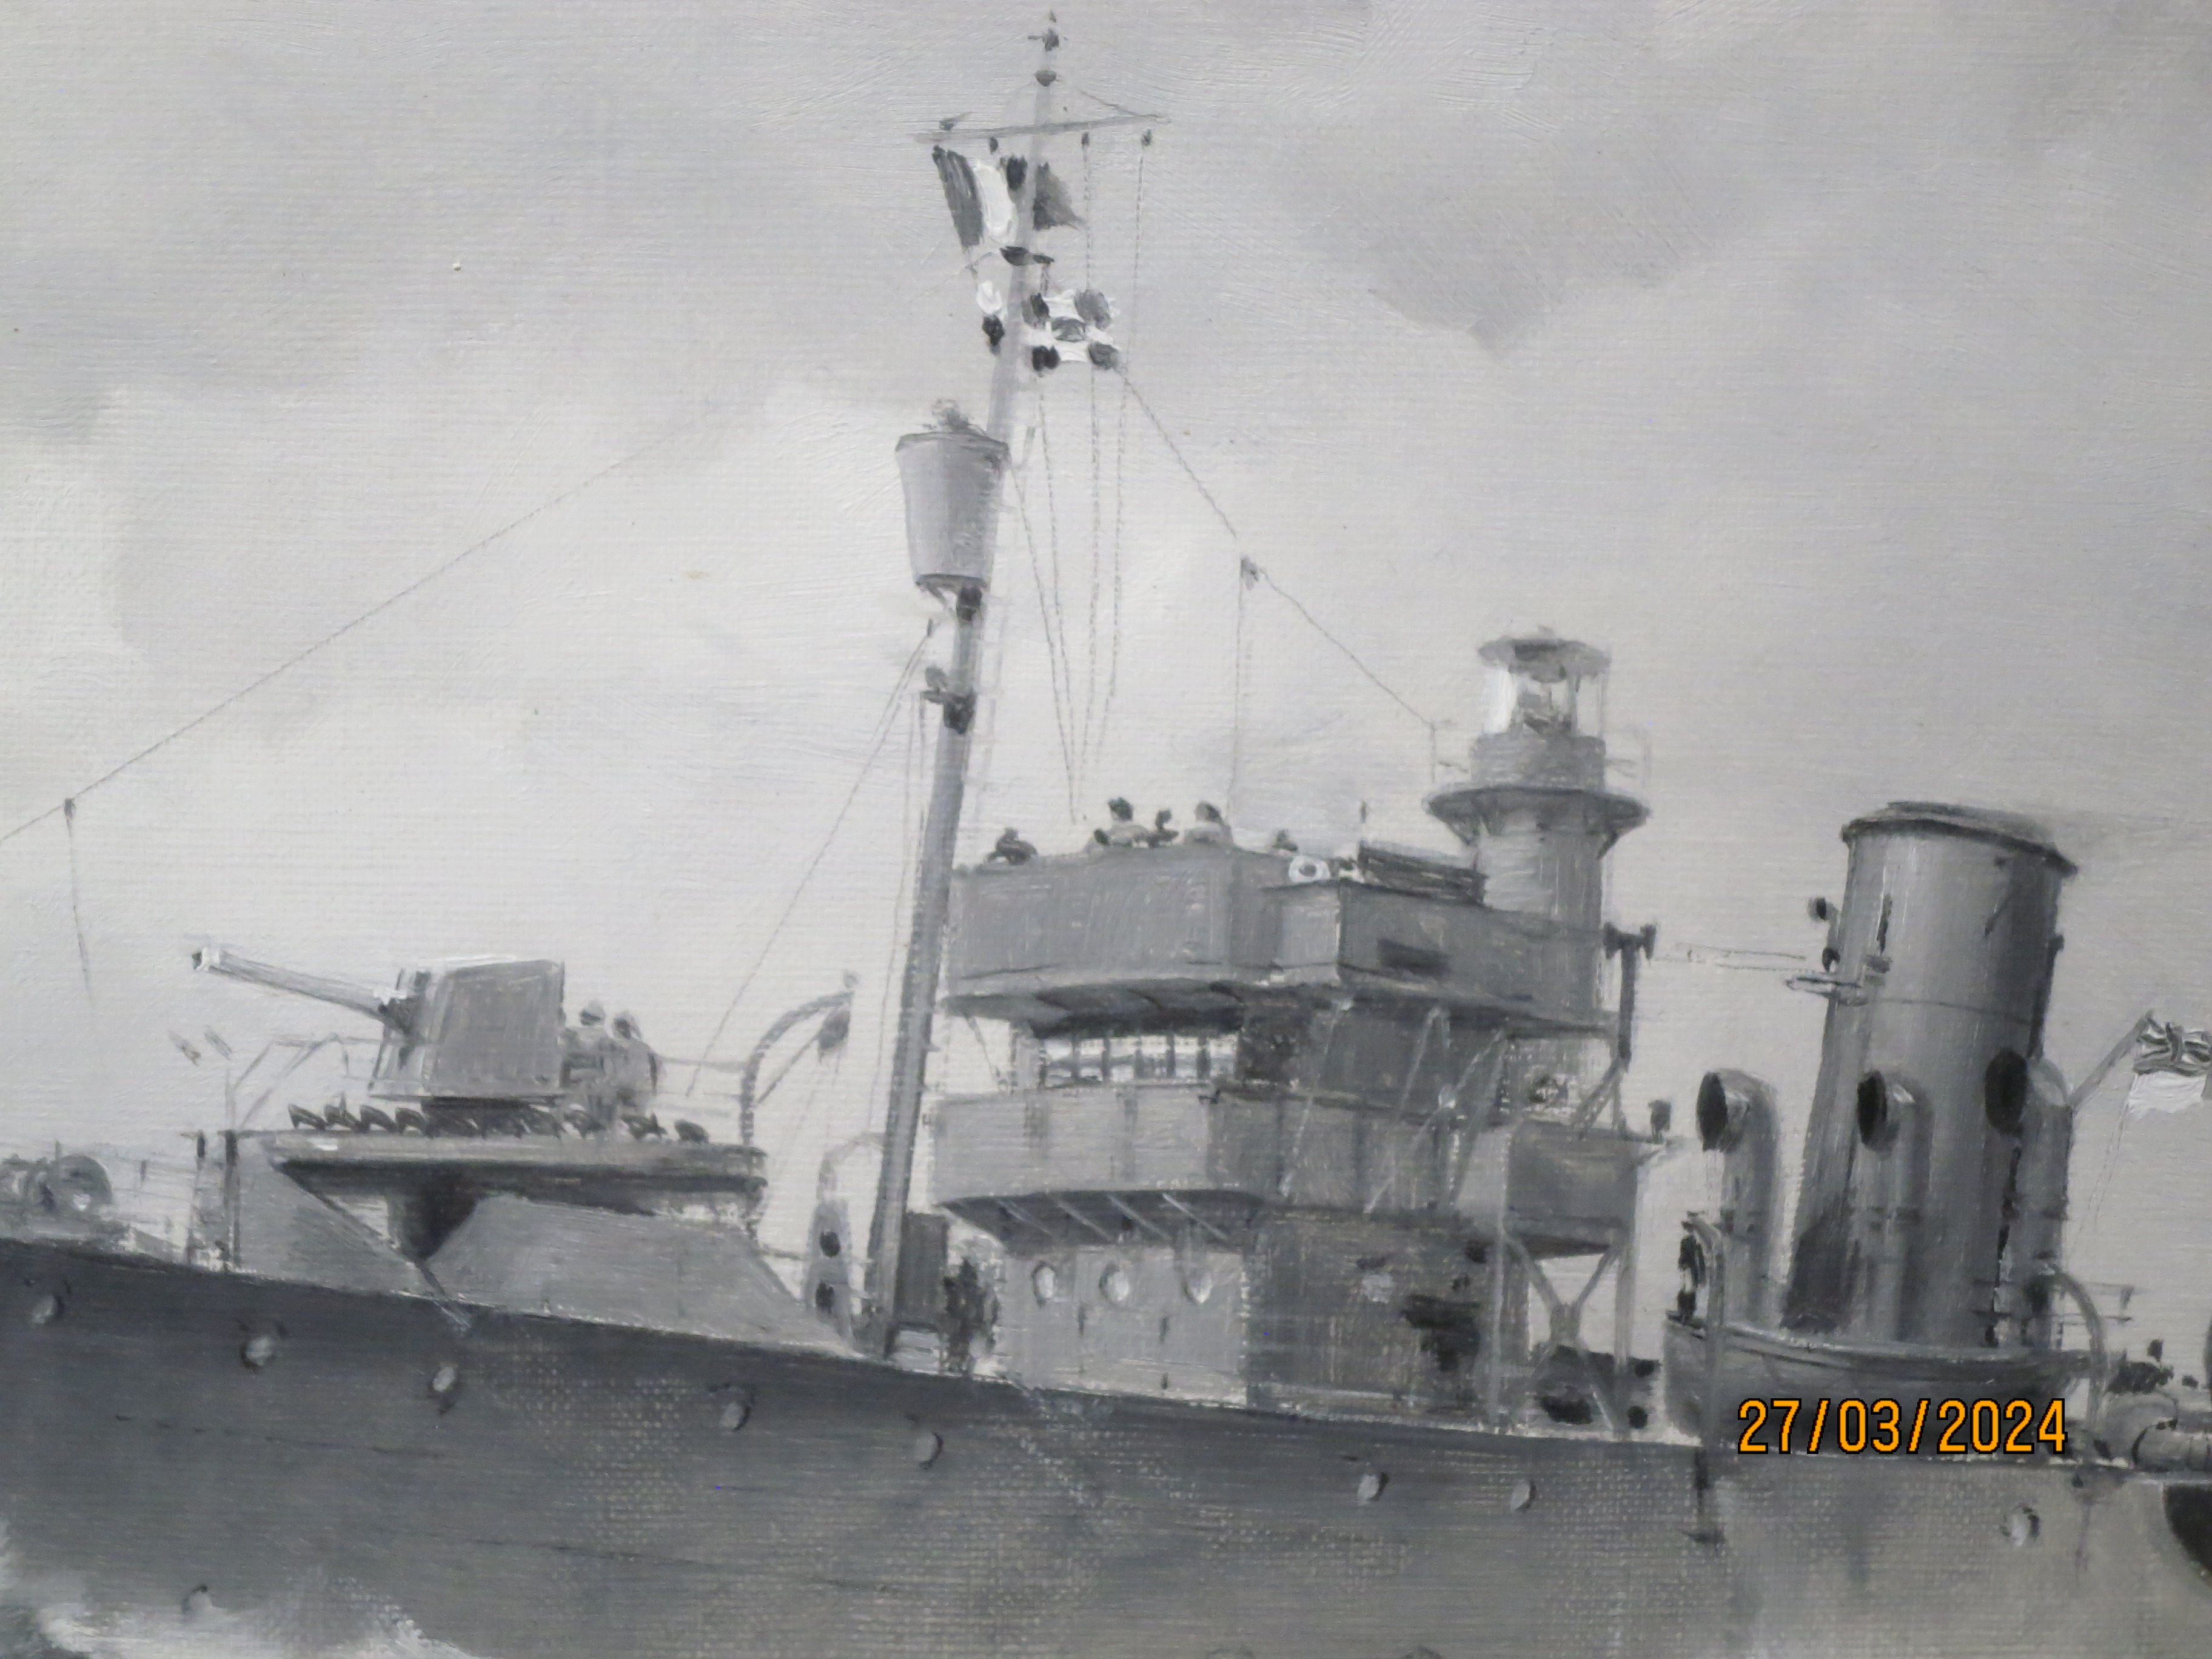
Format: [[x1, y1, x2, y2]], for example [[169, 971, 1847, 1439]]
[[5, 0, 2211, 1352]]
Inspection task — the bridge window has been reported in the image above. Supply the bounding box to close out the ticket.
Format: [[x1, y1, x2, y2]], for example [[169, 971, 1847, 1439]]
[[1036, 1031, 1238, 1087]]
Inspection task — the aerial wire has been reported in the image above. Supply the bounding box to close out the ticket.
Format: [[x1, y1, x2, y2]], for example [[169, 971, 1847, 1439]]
[[1010, 435, 1082, 818], [1244, 561, 1438, 736], [1100, 130, 1147, 780], [683, 621, 934, 1095], [1114, 366, 1239, 543], [1082, 132, 1106, 783], [0, 408, 712, 853], [1117, 364, 1441, 743], [1230, 563, 1248, 816], [63, 798, 94, 1008], [1036, 393, 1080, 788], [869, 694, 926, 1108]]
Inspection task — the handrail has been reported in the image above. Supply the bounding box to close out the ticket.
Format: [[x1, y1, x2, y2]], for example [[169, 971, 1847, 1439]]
[[2037, 1266, 2108, 1440], [1684, 1215, 1729, 1547]]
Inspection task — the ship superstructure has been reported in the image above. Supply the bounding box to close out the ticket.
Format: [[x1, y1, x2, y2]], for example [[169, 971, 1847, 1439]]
[[931, 634, 1658, 1425]]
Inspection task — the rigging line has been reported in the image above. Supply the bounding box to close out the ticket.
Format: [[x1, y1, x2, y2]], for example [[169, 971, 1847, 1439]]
[[0, 409, 709, 854], [1117, 364, 1441, 738], [2080, 1109, 2130, 1241], [2080, 1072, 2140, 1239], [683, 622, 933, 1097], [1230, 565, 1247, 816], [1081, 133, 1105, 779], [1105, 374, 1130, 775], [765, 1045, 834, 1207], [866, 694, 923, 1110], [239, 1034, 342, 1129], [1071, 87, 1148, 118], [1081, 130, 1096, 287], [1009, 444, 1082, 819], [963, 1014, 1014, 1093], [1099, 135, 1147, 780], [2068, 1016, 2156, 1244], [1036, 398, 1086, 803], [1114, 366, 1238, 543], [1010, 447, 1080, 817], [62, 799, 93, 1008], [1249, 565, 1439, 735], [1085, 343, 1105, 779]]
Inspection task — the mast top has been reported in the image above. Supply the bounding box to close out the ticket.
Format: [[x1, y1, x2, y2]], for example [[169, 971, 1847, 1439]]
[[916, 18, 1164, 146], [910, 113, 1164, 146]]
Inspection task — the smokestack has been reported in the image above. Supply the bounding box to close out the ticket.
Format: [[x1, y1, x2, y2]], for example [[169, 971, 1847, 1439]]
[[1780, 804, 2074, 1349]]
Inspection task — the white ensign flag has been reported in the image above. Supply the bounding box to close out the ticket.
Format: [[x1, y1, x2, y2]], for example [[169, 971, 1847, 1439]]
[[2125, 1020, 2212, 1118]]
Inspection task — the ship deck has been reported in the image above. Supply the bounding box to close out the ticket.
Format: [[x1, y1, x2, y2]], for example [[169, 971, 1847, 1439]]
[[260, 1130, 765, 1195]]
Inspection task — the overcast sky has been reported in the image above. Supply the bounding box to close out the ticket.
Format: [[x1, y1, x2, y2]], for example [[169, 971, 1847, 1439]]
[[5, 0, 2211, 1354]]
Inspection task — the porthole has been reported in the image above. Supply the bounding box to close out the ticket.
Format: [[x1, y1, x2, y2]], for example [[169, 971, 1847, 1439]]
[[1358, 1270, 1395, 1304], [25, 1293, 59, 1327], [1100, 1264, 1133, 1305], [1985, 1051, 2029, 1137], [1857, 1073, 1892, 1148], [1031, 1262, 1059, 1304], [1181, 1265, 1215, 1305], [241, 1330, 281, 1369], [911, 1430, 944, 1468], [1508, 1479, 1536, 1512], [429, 1362, 462, 1409], [817, 1230, 842, 1259], [2006, 1506, 2039, 1547], [1356, 1470, 1389, 1503]]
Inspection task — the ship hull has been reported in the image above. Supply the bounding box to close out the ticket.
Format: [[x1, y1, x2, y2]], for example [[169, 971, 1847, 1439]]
[[0, 1238, 2207, 1658]]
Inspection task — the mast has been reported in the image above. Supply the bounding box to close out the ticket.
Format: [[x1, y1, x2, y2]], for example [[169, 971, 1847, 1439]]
[[862, 27, 1063, 1350]]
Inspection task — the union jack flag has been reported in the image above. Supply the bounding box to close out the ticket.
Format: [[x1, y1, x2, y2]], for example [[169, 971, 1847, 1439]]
[[2134, 1021, 2212, 1077]]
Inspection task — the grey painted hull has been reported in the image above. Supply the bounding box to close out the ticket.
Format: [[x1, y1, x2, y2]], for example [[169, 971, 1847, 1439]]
[[1, 1239, 2207, 1658]]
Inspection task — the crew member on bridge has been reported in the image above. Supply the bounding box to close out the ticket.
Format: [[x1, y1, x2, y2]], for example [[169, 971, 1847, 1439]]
[[1099, 797, 1145, 848], [1185, 802, 1232, 846], [563, 1001, 620, 1131], [988, 827, 1037, 864], [609, 1011, 662, 1116]]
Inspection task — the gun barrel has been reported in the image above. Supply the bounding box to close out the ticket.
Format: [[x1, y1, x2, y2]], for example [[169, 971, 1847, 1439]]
[[193, 946, 401, 1028]]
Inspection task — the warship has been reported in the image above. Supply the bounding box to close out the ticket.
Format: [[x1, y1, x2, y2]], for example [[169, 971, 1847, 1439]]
[[4, 30, 2212, 1659]]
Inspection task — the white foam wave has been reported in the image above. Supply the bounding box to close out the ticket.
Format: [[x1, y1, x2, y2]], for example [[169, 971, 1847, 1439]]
[[1, 1523, 487, 1659]]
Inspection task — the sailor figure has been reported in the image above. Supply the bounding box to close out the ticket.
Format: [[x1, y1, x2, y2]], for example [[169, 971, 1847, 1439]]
[[609, 1011, 661, 1116], [942, 1257, 997, 1377], [563, 1001, 619, 1130], [1185, 802, 1232, 846], [988, 827, 1037, 865], [1101, 797, 1145, 848]]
